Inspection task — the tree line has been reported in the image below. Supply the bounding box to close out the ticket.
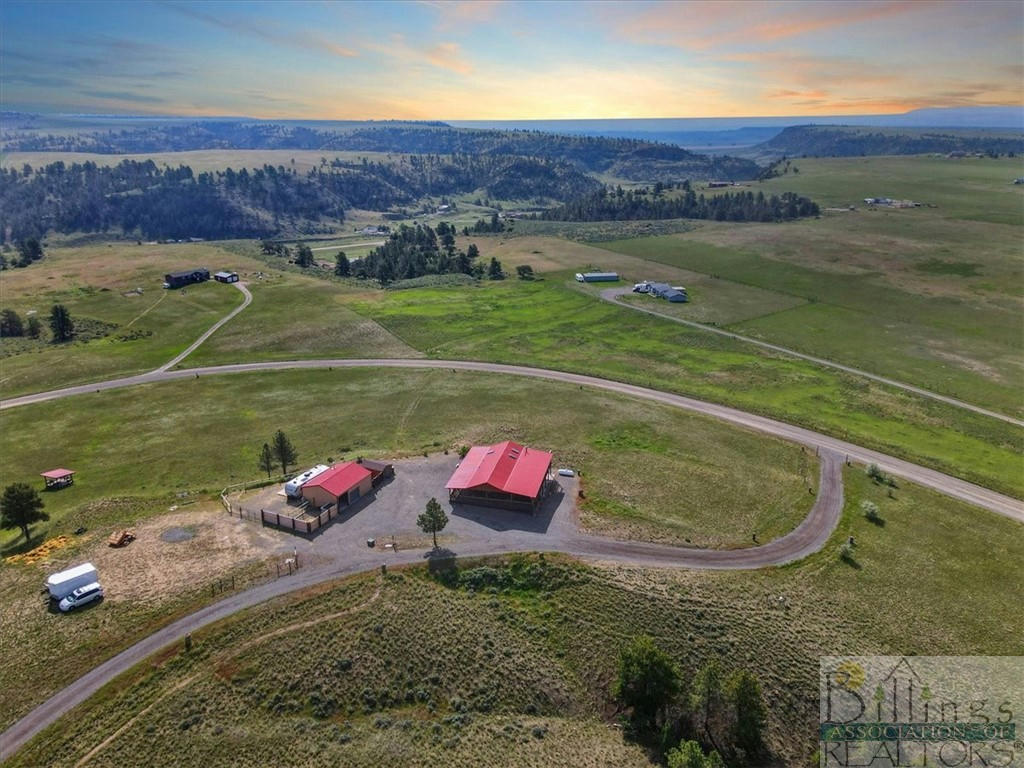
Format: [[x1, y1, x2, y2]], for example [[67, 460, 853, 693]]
[[0, 154, 599, 242], [1, 304, 74, 342], [1, 121, 763, 182], [541, 184, 820, 223]]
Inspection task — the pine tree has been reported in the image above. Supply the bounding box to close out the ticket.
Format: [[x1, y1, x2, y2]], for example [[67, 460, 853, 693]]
[[258, 443, 276, 478], [334, 251, 350, 277], [416, 497, 448, 548], [272, 430, 298, 475], [49, 304, 74, 342]]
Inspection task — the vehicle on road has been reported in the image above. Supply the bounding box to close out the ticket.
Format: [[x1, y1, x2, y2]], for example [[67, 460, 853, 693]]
[[58, 582, 104, 613]]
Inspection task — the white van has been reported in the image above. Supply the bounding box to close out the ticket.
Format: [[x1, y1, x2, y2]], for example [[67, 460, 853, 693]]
[[58, 582, 104, 612]]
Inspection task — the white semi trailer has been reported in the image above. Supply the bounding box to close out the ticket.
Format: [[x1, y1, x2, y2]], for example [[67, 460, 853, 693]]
[[284, 465, 330, 498], [46, 563, 99, 600]]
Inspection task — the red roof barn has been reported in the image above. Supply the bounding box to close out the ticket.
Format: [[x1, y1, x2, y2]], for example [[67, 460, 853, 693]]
[[300, 462, 373, 510], [446, 441, 553, 513]]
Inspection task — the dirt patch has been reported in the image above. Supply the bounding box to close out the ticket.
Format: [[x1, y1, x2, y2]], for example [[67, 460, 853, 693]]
[[86, 506, 293, 603]]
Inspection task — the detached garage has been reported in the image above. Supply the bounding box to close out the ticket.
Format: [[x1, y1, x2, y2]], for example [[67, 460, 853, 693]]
[[300, 462, 373, 510], [446, 441, 553, 513]]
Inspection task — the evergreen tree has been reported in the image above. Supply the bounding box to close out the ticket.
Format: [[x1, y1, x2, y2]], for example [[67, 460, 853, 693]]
[[294, 242, 315, 268], [258, 443, 276, 478], [614, 635, 680, 731], [26, 315, 42, 338], [691, 661, 724, 752], [0, 308, 24, 337], [727, 669, 766, 760], [487, 257, 504, 280], [416, 497, 448, 548], [49, 304, 74, 342], [1, 483, 49, 543], [271, 430, 298, 475], [334, 251, 350, 277]]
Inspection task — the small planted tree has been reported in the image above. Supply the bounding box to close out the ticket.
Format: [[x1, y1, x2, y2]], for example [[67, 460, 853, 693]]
[[272, 430, 298, 475], [417, 497, 448, 548], [1, 483, 49, 543], [49, 304, 74, 342], [258, 442, 276, 478], [615, 634, 680, 731]]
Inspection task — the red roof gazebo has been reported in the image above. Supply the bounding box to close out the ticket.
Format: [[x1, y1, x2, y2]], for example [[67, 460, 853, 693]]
[[41, 468, 75, 490]]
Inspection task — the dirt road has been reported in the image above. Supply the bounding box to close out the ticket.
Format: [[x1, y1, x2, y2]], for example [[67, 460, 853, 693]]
[[3, 358, 1020, 522], [157, 281, 251, 371], [599, 286, 1024, 428]]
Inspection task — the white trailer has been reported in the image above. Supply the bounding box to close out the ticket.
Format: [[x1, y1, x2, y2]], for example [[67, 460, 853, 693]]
[[46, 562, 98, 600], [284, 465, 329, 498]]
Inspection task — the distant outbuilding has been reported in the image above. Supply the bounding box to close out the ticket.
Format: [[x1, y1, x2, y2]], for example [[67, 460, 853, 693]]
[[446, 441, 553, 513], [41, 468, 75, 490], [214, 271, 239, 283], [576, 272, 619, 282], [164, 268, 210, 289]]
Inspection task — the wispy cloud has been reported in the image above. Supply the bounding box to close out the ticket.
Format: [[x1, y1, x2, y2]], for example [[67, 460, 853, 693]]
[[168, 4, 357, 58], [81, 90, 166, 104], [364, 35, 474, 76]]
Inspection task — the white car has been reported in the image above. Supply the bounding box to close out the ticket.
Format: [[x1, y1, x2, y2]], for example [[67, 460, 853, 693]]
[[58, 582, 104, 612]]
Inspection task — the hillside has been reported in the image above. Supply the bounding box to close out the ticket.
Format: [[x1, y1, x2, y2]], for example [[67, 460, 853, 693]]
[[0, 121, 762, 182], [753, 125, 1024, 159]]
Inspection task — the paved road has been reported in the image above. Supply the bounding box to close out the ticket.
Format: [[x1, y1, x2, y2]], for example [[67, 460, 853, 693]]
[[600, 286, 1024, 429], [157, 281, 251, 372], [0, 450, 844, 761], [3, 358, 1020, 522]]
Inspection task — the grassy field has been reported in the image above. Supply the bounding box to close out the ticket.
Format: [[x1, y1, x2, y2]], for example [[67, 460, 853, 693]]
[[10, 468, 1022, 768], [593, 157, 1023, 417], [0, 368, 812, 551], [0, 242, 260, 398], [345, 275, 1023, 497]]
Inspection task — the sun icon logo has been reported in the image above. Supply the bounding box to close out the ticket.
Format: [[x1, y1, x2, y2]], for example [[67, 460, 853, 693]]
[[833, 660, 866, 691]]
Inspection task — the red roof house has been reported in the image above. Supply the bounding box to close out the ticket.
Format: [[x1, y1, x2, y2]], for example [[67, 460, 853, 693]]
[[446, 441, 553, 512], [300, 462, 373, 509]]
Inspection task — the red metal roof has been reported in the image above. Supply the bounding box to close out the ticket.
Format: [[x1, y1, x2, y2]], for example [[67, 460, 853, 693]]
[[446, 441, 553, 499], [302, 462, 371, 497], [40, 468, 75, 479]]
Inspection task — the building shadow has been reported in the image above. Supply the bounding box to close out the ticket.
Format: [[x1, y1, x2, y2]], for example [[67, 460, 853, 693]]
[[449, 484, 564, 534]]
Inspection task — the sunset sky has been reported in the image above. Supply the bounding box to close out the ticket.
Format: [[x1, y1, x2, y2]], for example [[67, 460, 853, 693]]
[[2, 0, 1021, 119]]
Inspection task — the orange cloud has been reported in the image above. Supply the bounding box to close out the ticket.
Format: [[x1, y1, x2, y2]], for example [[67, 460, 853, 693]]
[[425, 42, 473, 75]]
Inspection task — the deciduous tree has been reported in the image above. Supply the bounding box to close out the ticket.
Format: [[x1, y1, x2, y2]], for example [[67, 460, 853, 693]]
[[727, 669, 766, 760]]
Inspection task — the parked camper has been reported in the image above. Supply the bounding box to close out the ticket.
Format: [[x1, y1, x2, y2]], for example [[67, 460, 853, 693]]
[[633, 282, 650, 293], [58, 582, 104, 612], [284, 465, 330, 498], [46, 563, 98, 600]]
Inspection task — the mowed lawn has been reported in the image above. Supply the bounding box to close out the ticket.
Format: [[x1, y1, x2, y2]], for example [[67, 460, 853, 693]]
[[0, 242, 259, 398], [10, 472, 1021, 768], [345, 277, 1023, 497], [0, 368, 813, 551]]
